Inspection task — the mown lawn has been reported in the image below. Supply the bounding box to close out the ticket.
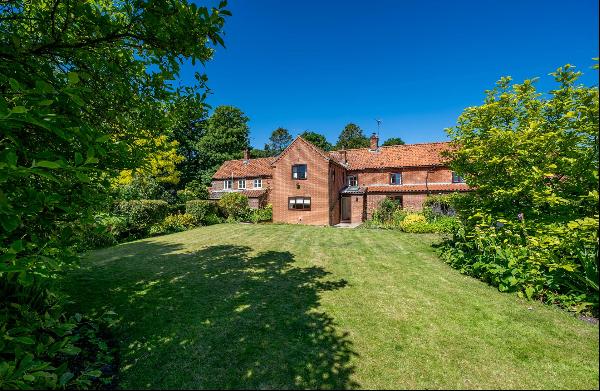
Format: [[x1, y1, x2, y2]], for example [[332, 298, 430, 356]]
[[61, 224, 599, 389]]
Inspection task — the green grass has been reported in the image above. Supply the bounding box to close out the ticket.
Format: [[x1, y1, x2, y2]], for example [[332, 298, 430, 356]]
[[61, 224, 599, 389]]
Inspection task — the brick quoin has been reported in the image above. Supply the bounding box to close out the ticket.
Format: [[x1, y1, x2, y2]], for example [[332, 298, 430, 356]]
[[209, 136, 471, 225]]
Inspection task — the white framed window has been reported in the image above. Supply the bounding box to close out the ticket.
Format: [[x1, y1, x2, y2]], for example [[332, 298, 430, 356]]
[[238, 179, 246, 189], [253, 178, 262, 188], [224, 179, 232, 189], [347, 175, 357, 187], [390, 173, 401, 185], [288, 196, 311, 210]]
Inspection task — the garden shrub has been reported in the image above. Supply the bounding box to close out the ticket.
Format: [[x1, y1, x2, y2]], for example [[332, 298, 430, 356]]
[[440, 217, 599, 314], [176, 189, 197, 204], [149, 213, 197, 236], [113, 200, 169, 238], [186, 200, 220, 225], [422, 193, 462, 220], [0, 278, 117, 389], [372, 198, 401, 224], [399, 214, 435, 233], [365, 198, 454, 233], [440, 64, 599, 315], [218, 193, 250, 221], [77, 213, 128, 250], [250, 204, 273, 223], [183, 180, 209, 200], [114, 176, 174, 203]]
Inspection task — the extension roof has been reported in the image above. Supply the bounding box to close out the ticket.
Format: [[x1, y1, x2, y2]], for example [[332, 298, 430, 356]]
[[328, 142, 454, 170]]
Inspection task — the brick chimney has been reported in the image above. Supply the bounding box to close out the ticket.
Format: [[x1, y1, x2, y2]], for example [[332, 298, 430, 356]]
[[243, 148, 250, 160], [341, 150, 347, 163], [370, 133, 379, 150]]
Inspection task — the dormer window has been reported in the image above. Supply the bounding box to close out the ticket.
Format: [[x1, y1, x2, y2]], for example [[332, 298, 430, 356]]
[[452, 172, 465, 183], [292, 164, 307, 180], [347, 175, 358, 187], [390, 173, 402, 185], [224, 179, 232, 189], [238, 179, 246, 189]]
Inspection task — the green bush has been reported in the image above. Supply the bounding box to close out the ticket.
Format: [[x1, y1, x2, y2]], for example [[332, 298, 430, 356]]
[[186, 200, 220, 225], [0, 279, 117, 389], [115, 176, 176, 203], [250, 204, 273, 223], [422, 193, 462, 221], [218, 193, 250, 221], [78, 213, 128, 250], [441, 217, 599, 314], [183, 180, 209, 200], [149, 213, 197, 236], [176, 189, 196, 204], [372, 198, 401, 224], [399, 214, 435, 233], [365, 198, 455, 233], [114, 199, 169, 238], [168, 203, 186, 215]]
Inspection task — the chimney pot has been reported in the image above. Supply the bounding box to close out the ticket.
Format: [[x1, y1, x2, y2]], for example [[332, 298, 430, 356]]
[[243, 149, 250, 160], [370, 133, 379, 150]]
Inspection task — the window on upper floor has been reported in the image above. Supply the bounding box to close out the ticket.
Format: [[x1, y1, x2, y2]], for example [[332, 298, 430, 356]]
[[238, 179, 246, 189], [224, 179, 232, 189], [390, 173, 402, 185], [452, 172, 465, 183], [288, 196, 311, 210], [347, 175, 358, 187], [292, 164, 307, 180], [253, 178, 262, 188]]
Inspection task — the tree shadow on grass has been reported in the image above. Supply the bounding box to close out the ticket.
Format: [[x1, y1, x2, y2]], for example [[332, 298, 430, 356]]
[[63, 241, 358, 389]]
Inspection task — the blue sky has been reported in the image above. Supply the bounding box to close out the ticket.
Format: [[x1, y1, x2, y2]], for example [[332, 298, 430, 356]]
[[183, 0, 599, 148]]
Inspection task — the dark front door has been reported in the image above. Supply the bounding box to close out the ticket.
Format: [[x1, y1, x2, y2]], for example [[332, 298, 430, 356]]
[[341, 196, 351, 222]]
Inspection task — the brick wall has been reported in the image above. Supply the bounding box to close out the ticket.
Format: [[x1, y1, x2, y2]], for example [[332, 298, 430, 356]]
[[271, 140, 332, 225], [351, 194, 365, 222], [366, 194, 387, 219], [350, 167, 453, 186], [402, 194, 427, 210], [211, 176, 272, 191]]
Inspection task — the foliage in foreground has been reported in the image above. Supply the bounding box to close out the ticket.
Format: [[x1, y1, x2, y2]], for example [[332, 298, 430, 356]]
[[0, 0, 228, 388], [442, 63, 599, 315], [363, 197, 458, 233]]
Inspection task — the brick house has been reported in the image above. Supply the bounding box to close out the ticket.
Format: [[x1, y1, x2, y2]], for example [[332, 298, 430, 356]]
[[209, 134, 470, 225]]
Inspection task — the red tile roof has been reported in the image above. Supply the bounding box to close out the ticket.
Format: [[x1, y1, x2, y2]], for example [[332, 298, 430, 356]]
[[329, 142, 454, 170], [367, 183, 471, 193], [271, 136, 343, 167], [212, 157, 274, 179], [241, 189, 268, 198]]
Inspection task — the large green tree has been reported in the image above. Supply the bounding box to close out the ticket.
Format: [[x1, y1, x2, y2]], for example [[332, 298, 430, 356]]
[[168, 92, 209, 186], [443, 63, 599, 313], [265, 127, 293, 155], [0, 0, 228, 388], [447, 65, 598, 221], [335, 123, 370, 149], [196, 105, 250, 184], [382, 137, 406, 146], [300, 130, 333, 151]]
